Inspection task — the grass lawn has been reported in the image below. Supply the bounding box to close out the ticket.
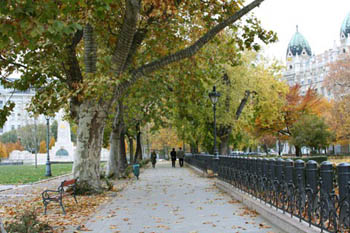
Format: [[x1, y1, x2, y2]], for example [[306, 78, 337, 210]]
[[0, 163, 73, 185]]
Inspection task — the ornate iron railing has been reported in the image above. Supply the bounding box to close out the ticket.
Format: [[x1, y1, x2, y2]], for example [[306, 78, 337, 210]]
[[185, 154, 350, 233]]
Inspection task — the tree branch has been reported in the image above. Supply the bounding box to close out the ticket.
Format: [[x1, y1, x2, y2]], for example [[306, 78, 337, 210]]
[[112, 0, 140, 76], [116, 0, 265, 97]]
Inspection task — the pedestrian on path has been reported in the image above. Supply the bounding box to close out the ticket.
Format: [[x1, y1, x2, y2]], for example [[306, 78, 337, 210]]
[[151, 150, 157, 168], [170, 148, 176, 168], [177, 147, 184, 167]]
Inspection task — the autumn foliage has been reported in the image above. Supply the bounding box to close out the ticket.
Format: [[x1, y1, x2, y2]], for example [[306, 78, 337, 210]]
[[39, 137, 55, 153], [0, 141, 23, 158]]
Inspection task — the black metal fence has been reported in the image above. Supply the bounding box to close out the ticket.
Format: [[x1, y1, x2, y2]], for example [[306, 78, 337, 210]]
[[185, 154, 350, 233]]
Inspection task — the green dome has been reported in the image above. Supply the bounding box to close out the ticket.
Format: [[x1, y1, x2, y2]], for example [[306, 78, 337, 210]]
[[287, 26, 312, 56], [341, 12, 350, 38]]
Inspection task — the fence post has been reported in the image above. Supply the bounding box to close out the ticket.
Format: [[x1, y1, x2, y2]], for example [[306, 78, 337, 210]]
[[337, 162, 350, 228], [284, 159, 294, 184], [306, 160, 318, 195]]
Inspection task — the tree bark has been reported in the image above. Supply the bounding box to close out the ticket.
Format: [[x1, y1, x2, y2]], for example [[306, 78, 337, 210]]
[[107, 100, 127, 178], [295, 145, 301, 157], [119, 129, 127, 173], [134, 122, 142, 163], [73, 99, 107, 193], [128, 136, 134, 164], [190, 141, 199, 154], [219, 135, 230, 155]]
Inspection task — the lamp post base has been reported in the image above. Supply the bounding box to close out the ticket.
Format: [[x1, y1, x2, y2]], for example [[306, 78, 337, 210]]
[[45, 161, 52, 177]]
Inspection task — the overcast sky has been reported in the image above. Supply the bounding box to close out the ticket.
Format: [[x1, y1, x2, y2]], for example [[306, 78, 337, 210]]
[[251, 0, 350, 63]]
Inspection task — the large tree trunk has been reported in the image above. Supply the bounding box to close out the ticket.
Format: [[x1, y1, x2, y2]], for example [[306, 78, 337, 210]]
[[295, 145, 301, 157], [219, 135, 230, 155], [107, 100, 127, 178], [119, 130, 127, 173], [190, 142, 199, 154], [128, 136, 134, 164], [73, 99, 107, 193], [134, 122, 142, 163]]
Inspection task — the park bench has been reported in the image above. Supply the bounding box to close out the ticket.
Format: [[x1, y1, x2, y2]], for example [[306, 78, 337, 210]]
[[42, 178, 78, 215]]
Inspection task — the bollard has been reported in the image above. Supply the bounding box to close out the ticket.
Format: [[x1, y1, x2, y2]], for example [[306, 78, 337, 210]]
[[257, 158, 263, 177], [294, 160, 305, 190], [262, 158, 268, 178], [284, 159, 294, 184], [320, 161, 333, 197], [276, 158, 284, 182], [337, 162, 350, 227], [269, 158, 276, 181], [306, 160, 318, 194], [274, 159, 280, 181]]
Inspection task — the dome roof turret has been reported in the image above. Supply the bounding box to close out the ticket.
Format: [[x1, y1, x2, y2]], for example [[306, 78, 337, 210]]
[[287, 26, 312, 57], [341, 12, 350, 38]]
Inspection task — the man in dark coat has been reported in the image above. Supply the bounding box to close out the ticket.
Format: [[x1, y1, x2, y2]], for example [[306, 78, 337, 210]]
[[170, 148, 176, 168], [151, 150, 157, 168], [177, 147, 184, 167]]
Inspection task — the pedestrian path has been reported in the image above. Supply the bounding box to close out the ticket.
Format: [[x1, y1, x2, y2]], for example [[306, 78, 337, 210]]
[[0, 174, 72, 206], [77, 161, 285, 233]]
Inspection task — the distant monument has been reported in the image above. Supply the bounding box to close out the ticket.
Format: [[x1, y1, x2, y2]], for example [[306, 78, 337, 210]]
[[50, 110, 75, 162], [7, 109, 109, 164]]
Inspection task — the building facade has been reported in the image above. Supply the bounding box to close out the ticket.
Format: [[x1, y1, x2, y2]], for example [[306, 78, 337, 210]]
[[281, 12, 350, 154], [0, 83, 50, 134], [283, 13, 350, 99]]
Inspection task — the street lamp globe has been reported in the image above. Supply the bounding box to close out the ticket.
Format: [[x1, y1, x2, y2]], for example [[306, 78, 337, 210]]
[[209, 86, 220, 104]]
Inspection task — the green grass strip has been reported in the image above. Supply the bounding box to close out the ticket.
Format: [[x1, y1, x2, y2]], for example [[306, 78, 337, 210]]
[[0, 163, 73, 185]]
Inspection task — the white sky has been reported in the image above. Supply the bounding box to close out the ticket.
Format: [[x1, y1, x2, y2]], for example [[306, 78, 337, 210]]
[[251, 0, 350, 63]]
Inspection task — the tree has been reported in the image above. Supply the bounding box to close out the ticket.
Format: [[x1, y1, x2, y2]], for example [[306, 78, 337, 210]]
[[254, 84, 328, 156], [324, 55, 350, 144], [324, 54, 350, 99], [325, 98, 350, 144], [259, 134, 277, 155], [289, 114, 333, 154], [0, 124, 56, 153], [0, 0, 276, 192]]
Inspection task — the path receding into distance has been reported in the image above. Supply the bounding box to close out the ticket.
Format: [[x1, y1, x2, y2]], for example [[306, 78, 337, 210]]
[[77, 161, 285, 233]]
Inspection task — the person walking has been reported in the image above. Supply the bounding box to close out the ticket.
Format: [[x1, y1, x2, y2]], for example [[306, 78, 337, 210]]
[[151, 150, 157, 168], [170, 148, 177, 168], [177, 147, 184, 167]]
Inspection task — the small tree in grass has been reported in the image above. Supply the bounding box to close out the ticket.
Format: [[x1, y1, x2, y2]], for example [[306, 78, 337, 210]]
[[290, 114, 333, 155]]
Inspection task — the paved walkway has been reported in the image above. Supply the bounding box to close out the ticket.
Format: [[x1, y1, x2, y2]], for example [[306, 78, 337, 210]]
[[0, 174, 72, 206], [77, 161, 284, 233]]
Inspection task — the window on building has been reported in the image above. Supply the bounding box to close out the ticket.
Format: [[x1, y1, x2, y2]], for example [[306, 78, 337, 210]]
[[308, 79, 311, 84], [11, 125, 15, 130], [289, 65, 293, 69], [0, 128, 3, 133], [321, 87, 325, 95], [343, 48, 346, 53]]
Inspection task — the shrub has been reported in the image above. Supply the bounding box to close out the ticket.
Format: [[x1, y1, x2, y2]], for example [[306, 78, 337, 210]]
[[5, 210, 52, 233]]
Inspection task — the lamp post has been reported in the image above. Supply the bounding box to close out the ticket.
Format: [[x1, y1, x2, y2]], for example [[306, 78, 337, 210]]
[[34, 117, 38, 168], [209, 86, 220, 159], [45, 115, 52, 176]]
